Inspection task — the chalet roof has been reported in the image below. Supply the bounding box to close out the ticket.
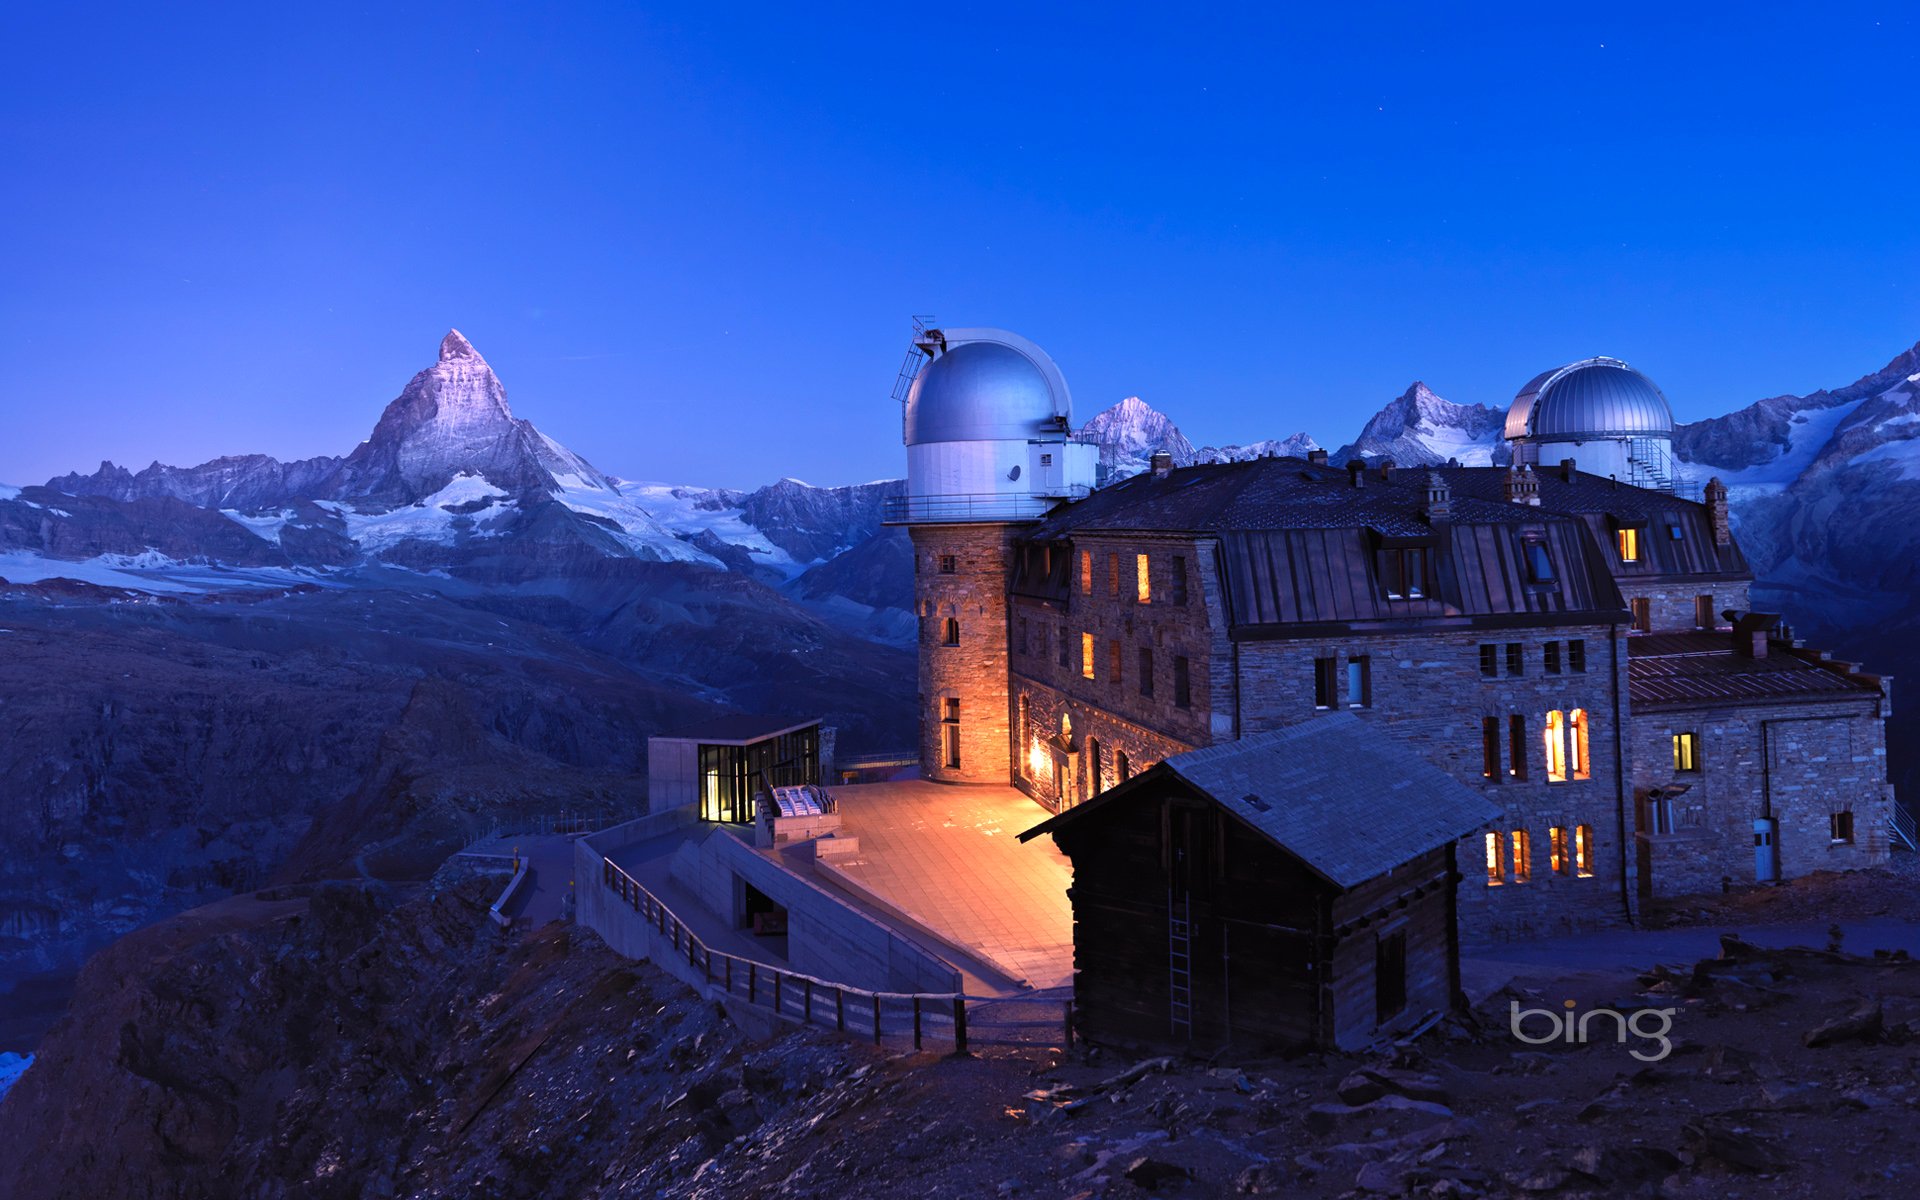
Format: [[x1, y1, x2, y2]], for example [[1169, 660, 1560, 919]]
[[1019, 714, 1501, 890], [653, 715, 821, 745], [1627, 632, 1883, 710]]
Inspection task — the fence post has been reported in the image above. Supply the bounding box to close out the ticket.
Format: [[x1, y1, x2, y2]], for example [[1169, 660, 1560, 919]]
[[873, 995, 882, 1045], [703, 948, 712, 985], [1064, 999, 1073, 1048], [749, 963, 757, 1004], [836, 988, 845, 1033], [954, 996, 969, 1055], [725, 956, 733, 995], [803, 979, 812, 1025], [913, 997, 922, 1050], [774, 972, 783, 1017]]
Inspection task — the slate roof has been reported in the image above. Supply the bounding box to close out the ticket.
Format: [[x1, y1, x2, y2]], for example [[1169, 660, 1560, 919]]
[[1019, 713, 1502, 889], [1627, 632, 1882, 710]]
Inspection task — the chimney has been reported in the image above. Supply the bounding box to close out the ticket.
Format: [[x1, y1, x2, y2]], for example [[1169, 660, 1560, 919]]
[[1346, 459, 1367, 488], [1378, 459, 1396, 482], [1560, 457, 1578, 482], [1704, 477, 1731, 546], [1149, 451, 1174, 479], [1423, 471, 1452, 525], [1307, 449, 1329, 466], [1504, 463, 1541, 506], [1733, 611, 1780, 660]]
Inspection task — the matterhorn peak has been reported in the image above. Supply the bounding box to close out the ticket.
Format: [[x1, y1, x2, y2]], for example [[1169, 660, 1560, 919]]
[[439, 329, 483, 363]]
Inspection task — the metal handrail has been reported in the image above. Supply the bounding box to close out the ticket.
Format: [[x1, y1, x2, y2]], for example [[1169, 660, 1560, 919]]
[[880, 489, 1088, 525], [599, 858, 1073, 1049]]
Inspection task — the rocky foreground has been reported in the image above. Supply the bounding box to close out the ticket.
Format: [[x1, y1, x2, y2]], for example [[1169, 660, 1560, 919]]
[[1, 862, 1918, 1199]]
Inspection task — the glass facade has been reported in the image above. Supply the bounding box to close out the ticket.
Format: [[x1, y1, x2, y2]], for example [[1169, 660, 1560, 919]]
[[698, 724, 822, 823]]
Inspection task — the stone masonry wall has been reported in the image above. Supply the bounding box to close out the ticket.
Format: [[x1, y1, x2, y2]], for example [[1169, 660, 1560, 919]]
[[1234, 625, 1634, 944], [1618, 580, 1752, 633], [911, 523, 1017, 784], [1629, 696, 1892, 900]]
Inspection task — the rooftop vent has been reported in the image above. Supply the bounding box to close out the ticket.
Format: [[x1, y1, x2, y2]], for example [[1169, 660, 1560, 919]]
[[1307, 449, 1329, 466], [1150, 450, 1175, 479]]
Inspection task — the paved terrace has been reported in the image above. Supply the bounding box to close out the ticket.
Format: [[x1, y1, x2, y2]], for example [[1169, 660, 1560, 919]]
[[817, 780, 1074, 991]]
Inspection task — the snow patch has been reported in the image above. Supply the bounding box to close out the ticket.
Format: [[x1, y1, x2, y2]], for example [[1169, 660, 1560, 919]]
[[0, 550, 311, 593], [0, 484, 19, 501], [1849, 438, 1920, 482], [613, 482, 803, 574], [1684, 397, 1870, 499], [222, 508, 297, 540], [319, 473, 513, 552]]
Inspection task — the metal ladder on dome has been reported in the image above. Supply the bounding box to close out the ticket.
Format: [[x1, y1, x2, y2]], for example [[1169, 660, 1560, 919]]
[[1168, 890, 1194, 1038], [1626, 436, 1676, 494], [890, 315, 943, 439]]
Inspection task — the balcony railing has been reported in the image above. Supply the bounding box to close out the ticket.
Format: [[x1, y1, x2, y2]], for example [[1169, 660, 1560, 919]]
[[881, 489, 1088, 525]]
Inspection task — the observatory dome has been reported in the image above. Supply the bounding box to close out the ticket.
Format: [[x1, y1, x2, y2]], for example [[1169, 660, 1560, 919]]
[[1504, 357, 1674, 442], [905, 340, 1066, 446]]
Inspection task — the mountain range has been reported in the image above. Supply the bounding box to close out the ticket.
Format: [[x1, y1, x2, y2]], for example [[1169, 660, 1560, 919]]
[[6, 329, 1920, 1058]]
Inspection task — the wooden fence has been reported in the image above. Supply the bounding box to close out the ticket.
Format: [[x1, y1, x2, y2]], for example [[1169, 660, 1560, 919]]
[[601, 858, 1071, 1052]]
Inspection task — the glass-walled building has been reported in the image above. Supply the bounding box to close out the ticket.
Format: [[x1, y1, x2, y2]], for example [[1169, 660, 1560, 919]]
[[647, 717, 824, 824]]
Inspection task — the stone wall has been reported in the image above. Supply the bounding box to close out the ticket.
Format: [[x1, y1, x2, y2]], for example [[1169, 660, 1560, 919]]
[[1009, 677, 1197, 809], [911, 523, 1018, 784], [1233, 625, 1634, 944], [1617, 580, 1752, 633], [1629, 695, 1892, 900]]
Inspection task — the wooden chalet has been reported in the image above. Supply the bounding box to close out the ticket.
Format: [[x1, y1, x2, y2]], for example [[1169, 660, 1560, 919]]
[[1019, 714, 1500, 1052]]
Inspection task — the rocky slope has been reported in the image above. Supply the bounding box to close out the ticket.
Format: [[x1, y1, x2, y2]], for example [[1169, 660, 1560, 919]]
[[1330, 381, 1510, 467]]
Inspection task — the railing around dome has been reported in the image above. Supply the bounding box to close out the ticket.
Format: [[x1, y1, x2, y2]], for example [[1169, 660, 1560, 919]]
[[881, 490, 1088, 525]]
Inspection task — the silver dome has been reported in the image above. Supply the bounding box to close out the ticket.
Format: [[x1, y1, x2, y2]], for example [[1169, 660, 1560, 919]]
[[1505, 357, 1674, 441], [904, 339, 1069, 446]]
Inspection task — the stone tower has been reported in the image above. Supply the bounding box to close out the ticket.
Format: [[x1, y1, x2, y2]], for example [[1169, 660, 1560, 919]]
[[882, 326, 1097, 784]]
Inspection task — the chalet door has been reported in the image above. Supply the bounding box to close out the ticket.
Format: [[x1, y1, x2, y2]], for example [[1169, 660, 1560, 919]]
[[1754, 817, 1779, 882]]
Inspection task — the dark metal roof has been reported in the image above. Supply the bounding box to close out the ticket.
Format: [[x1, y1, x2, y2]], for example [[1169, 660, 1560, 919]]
[[1020, 713, 1501, 889], [1627, 633, 1882, 709], [653, 715, 821, 745], [1506, 357, 1674, 441]]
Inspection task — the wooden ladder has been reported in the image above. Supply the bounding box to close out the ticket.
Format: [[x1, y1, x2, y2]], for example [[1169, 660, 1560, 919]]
[[1168, 891, 1193, 1038]]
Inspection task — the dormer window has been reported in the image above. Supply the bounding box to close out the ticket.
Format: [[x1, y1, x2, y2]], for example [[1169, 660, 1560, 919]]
[[1523, 540, 1556, 584], [1382, 547, 1430, 599], [1616, 527, 1641, 562]]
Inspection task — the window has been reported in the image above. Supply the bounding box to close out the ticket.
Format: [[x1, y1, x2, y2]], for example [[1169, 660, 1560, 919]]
[[1347, 656, 1372, 708], [1549, 826, 1569, 874], [1510, 829, 1532, 883], [1314, 657, 1338, 709], [1616, 527, 1640, 562], [1695, 595, 1716, 629], [1485, 831, 1504, 885], [1543, 710, 1567, 782], [1058, 625, 1069, 668], [1173, 656, 1192, 709], [1831, 810, 1855, 845], [1668, 522, 1684, 541], [942, 698, 961, 769], [1136, 553, 1151, 604], [1383, 547, 1429, 598], [1479, 644, 1499, 678], [1109, 639, 1122, 685], [1630, 598, 1652, 633], [1508, 715, 1528, 780], [1081, 633, 1096, 680], [1673, 731, 1699, 773], [1375, 931, 1407, 1023], [1040, 452, 1053, 467], [1482, 717, 1501, 780], [1569, 709, 1590, 780], [1524, 540, 1556, 583], [1544, 641, 1562, 674], [1017, 618, 1029, 655], [1574, 824, 1594, 877], [942, 617, 960, 646], [1170, 556, 1189, 605], [1117, 750, 1131, 782], [938, 554, 957, 574], [1016, 694, 1029, 768], [1107, 552, 1120, 597], [1568, 639, 1587, 673], [1138, 647, 1154, 697], [1079, 550, 1092, 594], [1505, 642, 1523, 677], [1089, 737, 1103, 795]]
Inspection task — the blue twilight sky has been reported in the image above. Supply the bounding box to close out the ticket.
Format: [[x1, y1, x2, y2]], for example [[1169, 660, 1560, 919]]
[[2, 4, 1918, 490]]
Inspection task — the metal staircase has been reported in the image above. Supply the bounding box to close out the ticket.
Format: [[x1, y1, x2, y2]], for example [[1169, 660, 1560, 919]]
[[1168, 891, 1194, 1038], [1893, 801, 1918, 852], [1626, 436, 1676, 494]]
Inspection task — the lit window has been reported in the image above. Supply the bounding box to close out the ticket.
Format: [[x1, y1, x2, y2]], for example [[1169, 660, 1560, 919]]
[[1673, 731, 1699, 773], [1570, 709, 1590, 780], [1510, 829, 1532, 883], [1081, 633, 1095, 680], [1136, 553, 1151, 604], [1543, 710, 1567, 782], [1485, 831, 1504, 886], [1574, 824, 1594, 877], [1617, 527, 1640, 562], [1079, 550, 1092, 594], [1549, 826, 1568, 874], [1831, 811, 1855, 844]]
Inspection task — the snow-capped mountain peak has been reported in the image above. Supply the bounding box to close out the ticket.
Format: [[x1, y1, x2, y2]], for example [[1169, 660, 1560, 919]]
[[1332, 381, 1510, 467], [1079, 397, 1198, 472]]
